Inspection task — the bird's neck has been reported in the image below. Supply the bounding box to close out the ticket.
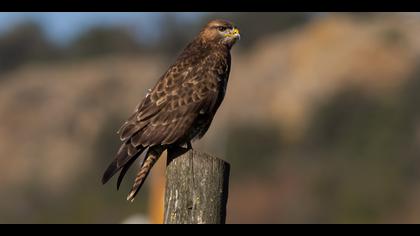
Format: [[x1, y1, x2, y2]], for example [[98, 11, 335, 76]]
[[194, 37, 230, 52], [176, 38, 230, 65]]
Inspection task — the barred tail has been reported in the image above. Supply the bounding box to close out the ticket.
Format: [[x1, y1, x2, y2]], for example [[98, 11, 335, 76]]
[[127, 146, 164, 202], [102, 144, 145, 185]]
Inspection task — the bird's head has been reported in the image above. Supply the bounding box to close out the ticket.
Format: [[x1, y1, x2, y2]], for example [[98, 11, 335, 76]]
[[199, 19, 240, 48]]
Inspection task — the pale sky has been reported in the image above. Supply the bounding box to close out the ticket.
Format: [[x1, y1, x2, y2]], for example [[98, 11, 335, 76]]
[[0, 12, 207, 45]]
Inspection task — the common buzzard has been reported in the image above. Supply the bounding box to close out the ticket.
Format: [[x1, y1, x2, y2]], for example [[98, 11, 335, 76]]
[[102, 19, 240, 202]]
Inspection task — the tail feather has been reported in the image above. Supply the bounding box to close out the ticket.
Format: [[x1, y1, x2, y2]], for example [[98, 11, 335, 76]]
[[102, 144, 145, 185], [117, 150, 146, 190], [126, 146, 164, 202]]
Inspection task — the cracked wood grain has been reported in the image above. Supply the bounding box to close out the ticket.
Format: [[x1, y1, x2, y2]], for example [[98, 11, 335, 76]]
[[163, 148, 230, 224]]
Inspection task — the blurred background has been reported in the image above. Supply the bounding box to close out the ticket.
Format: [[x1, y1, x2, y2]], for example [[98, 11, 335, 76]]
[[1, 12, 420, 224]]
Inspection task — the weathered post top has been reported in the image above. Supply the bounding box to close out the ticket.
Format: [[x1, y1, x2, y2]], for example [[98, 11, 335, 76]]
[[163, 149, 230, 224]]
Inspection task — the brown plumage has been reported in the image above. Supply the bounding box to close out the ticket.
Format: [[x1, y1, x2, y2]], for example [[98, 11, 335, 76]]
[[102, 19, 240, 202]]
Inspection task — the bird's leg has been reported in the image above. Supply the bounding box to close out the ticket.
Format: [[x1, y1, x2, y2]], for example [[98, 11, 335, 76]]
[[167, 142, 192, 165], [187, 141, 192, 150], [179, 141, 192, 150]]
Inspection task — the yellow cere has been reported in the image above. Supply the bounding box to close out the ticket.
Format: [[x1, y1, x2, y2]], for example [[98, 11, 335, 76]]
[[225, 28, 240, 38]]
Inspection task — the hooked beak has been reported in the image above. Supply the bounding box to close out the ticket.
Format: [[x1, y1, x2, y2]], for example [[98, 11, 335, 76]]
[[225, 27, 241, 40]]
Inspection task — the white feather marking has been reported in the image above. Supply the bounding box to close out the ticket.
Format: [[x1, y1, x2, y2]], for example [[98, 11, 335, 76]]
[[156, 96, 167, 106]]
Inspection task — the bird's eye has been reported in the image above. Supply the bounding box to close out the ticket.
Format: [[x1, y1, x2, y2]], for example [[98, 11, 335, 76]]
[[217, 26, 227, 31]]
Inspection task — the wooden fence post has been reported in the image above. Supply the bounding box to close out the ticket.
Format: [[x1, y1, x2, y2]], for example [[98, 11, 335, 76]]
[[163, 149, 230, 224]]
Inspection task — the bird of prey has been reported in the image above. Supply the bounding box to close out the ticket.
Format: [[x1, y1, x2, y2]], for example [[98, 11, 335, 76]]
[[102, 19, 240, 202]]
